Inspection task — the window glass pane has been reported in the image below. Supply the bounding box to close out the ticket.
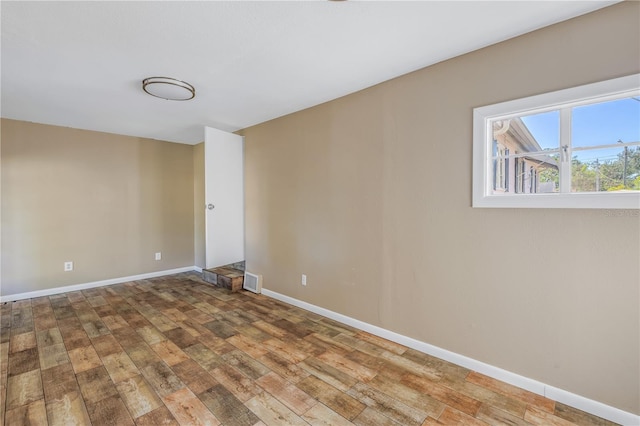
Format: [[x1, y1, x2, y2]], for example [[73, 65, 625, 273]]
[[491, 152, 559, 195], [572, 96, 640, 149], [572, 146, 640, 192], [490, 112, 560, 195], [536, 155, 560, 193], [492, 112, 559, 156], [519, 110, 560, 152]]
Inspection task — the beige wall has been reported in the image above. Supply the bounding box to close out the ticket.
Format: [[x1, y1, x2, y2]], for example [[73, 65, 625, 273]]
[[193, 142, 206, 269], [1, 119, 195, 296], [243, 2, 640, 415]]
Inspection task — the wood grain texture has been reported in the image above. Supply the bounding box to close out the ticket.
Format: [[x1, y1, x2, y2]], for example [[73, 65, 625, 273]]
[[90, 334, 123, 358], [6, 370, 43, 410], [162, 387, 221, 426], [302, 402, 354, 426], [115, 375, 163, 419], [40, 363, 78, 401], [467, 371, 556, 413], [76, 366, 119, 405], [45, 390, 92, 426], [68, 345, 102, 374], [198, 384, 260, 426], [255, 372, 317, 415], [10, 332, 36, 354], [244, 391, 308, 426], [134, 405, 180, 426], [297, 375, 365, 421], [4, 398, 47, 426], [151, 341, 191, 366], [85, 395, 135, 426], [171, 359, 219, 395], [102, 352, 139, 384], [211, 364, 261, 403], [0, 273, 619, 426], [38, 343, 70, 371]]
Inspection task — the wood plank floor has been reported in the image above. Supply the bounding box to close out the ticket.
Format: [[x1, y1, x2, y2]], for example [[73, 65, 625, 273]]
[[0, 272, 618, 426]]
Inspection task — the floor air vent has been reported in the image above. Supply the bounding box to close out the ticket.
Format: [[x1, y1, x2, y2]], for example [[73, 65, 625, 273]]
[[243, 272, 262, 293]]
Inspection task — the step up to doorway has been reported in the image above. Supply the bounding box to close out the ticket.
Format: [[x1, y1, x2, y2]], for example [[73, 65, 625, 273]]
[[202, 267, 244, 292]]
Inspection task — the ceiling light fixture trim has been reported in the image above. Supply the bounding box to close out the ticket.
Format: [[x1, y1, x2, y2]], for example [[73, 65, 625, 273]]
[[142, 76, 195, 101]]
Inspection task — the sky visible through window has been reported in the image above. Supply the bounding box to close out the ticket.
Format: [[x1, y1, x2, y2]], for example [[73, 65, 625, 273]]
[[521, 96, 640, 163]]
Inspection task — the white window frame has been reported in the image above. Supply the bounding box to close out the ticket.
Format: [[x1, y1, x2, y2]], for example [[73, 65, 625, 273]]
[[473, 73, 640, 209]]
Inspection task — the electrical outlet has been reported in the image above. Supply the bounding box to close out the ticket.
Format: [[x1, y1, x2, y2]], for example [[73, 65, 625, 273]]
[[155, 252, 162, 261], [64, 261, 73, 272], [301, 274, 307, 286]]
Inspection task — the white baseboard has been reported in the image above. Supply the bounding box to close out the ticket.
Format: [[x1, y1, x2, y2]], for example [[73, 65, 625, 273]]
[[262, 288, 639, 426], [193, 266, 203, 273], [0, 266, 197, 302]]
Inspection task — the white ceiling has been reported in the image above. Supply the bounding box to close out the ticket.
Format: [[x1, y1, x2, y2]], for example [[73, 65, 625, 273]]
[[1, 1, 617, 145]]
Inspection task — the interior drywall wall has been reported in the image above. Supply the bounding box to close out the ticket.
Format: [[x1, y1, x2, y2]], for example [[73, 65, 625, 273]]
[[194, 142, 206, 269], [0, 120, 3, 289], [1, 119, 195, 295], [243, 2, 640, 414]]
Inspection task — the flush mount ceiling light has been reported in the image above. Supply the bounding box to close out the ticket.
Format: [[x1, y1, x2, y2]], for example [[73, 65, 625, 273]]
[[142, 77, 195, 101]]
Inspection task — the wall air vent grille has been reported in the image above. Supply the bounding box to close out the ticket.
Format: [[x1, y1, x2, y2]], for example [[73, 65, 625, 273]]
[[243, 272, 262, 293]]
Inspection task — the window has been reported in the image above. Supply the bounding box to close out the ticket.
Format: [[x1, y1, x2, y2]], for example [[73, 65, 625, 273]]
[[473, 74, 640, 209]]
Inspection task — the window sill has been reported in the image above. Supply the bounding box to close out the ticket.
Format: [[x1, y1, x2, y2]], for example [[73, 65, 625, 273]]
[[472, 192, 640, 209]]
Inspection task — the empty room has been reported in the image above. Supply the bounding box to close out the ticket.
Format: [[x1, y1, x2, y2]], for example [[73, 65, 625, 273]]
[[1, 1, 639, 425]]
